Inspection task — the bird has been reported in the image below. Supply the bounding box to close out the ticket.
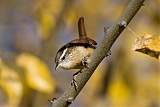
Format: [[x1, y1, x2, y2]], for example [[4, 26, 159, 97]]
[[55, 17, 97, 70]]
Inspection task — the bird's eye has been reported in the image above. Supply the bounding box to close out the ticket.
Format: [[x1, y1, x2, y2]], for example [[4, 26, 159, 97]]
[[62, 56, 65, 60]]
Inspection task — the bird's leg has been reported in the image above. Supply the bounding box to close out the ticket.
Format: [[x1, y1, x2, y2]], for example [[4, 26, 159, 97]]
[[71, 70, 82, 92]]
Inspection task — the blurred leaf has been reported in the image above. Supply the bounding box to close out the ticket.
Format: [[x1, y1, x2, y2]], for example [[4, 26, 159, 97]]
[[134, 72, 160, 107], [34, 1, 62, 40], [0, 57, 1, 72], [132, 34, 160, 60], [16, 53, 56, 93], [107, 76, 131, 106], [0, 59, 23, 107]]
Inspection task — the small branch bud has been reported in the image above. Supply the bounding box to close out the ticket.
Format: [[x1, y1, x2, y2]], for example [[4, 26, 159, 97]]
[[49, 98, 57, 104], [119, 20, 127, 27], [67, 97, 74, 104], [104, 26, 109, 33]]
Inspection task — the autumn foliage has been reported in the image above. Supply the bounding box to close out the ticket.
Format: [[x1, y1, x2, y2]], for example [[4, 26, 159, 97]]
[[0, 0, 159, 107]]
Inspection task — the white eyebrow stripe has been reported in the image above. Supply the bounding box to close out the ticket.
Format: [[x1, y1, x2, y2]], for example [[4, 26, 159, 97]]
[[59, 48, 68, 61]]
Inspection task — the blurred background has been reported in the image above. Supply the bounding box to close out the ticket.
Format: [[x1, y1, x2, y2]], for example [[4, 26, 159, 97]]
[[0, 0, 159, 107]]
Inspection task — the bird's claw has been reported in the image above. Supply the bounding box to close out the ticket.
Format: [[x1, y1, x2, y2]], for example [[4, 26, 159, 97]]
[[82, 57, 89, 68], [71, 70, 82, 92]]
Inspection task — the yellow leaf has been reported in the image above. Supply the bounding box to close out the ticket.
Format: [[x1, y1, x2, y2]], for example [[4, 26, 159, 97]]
[[16, 53, 56, 93], [0, 57, 2, 72], [0, 59, 23, 107], [34, 1, 62, 40], [108, 77, 130, 106], [132, 34, 160, 60]]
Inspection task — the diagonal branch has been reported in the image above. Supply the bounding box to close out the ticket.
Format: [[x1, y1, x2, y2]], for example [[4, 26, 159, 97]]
[[52, 0, 145, 107]]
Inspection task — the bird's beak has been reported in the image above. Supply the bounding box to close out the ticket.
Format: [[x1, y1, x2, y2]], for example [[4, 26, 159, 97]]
[[55, 63, 59, 71]]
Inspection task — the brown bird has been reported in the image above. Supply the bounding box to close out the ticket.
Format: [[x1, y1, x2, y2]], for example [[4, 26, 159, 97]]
[[55, 17, 97, 70]]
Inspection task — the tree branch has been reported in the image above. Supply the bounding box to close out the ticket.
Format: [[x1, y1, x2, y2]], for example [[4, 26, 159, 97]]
[[52, 0, 145, 107]]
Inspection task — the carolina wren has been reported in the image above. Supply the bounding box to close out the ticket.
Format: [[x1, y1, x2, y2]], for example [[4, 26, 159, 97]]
[[55, 17, 97, 70]]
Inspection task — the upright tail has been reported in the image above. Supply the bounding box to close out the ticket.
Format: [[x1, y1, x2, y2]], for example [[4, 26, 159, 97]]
[[78, 17, 87, 38]]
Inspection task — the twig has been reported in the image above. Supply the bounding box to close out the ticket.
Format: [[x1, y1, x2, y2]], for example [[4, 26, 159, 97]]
[[52, 0, 145, 107]]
